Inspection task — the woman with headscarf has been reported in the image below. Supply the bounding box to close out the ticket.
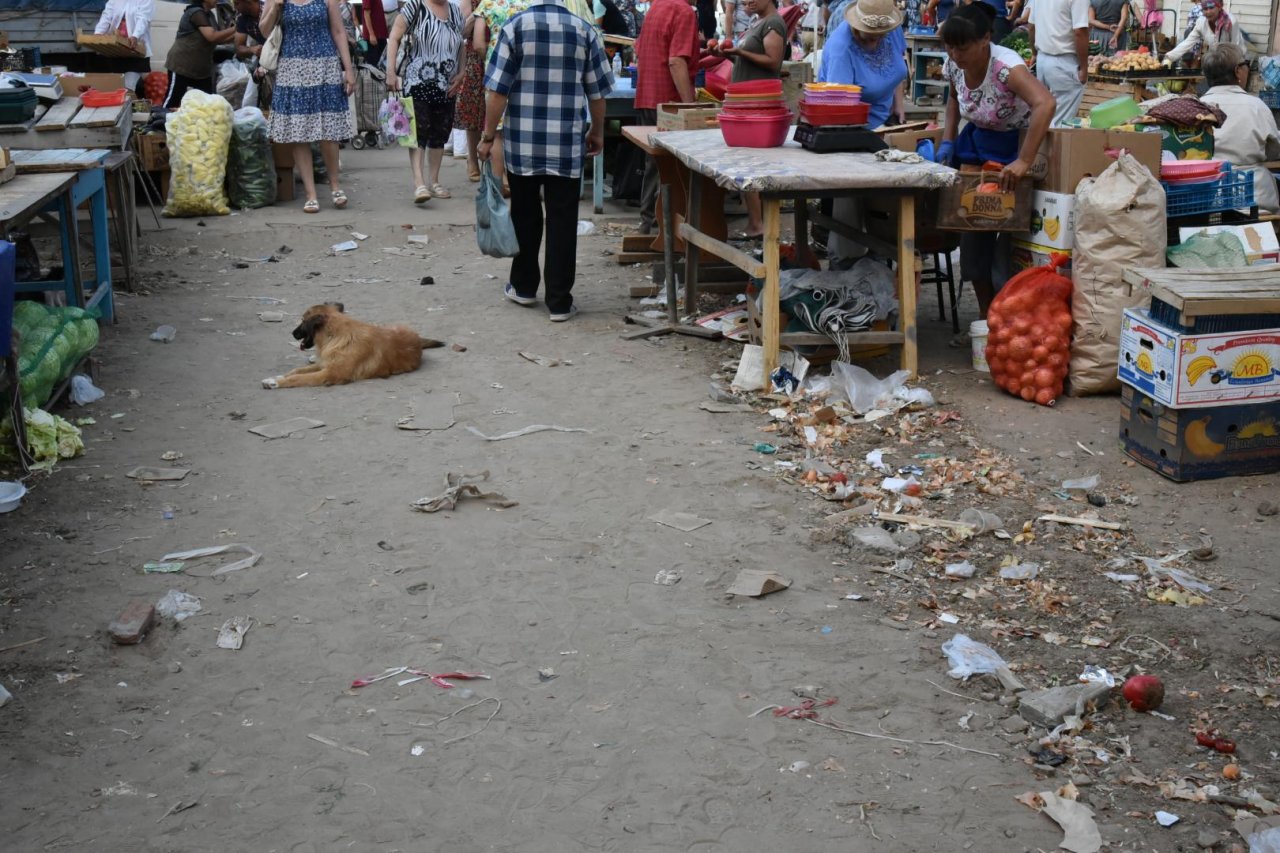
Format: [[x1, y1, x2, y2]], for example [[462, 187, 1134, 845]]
[[1163, 0, 1246, 67], [936, 2, 1055, 320], [1200, 43, 1280, 214]]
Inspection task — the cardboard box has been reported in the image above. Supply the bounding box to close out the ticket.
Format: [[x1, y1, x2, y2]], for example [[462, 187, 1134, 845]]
[[271, 142, 294, 169], [1011, 239, 1071, 273], [1126, 122, 1214, 160], [1022, 189, 1076, 251], [1177, 223, 1280, 266], [58, 72, 126, 95], [1119, 308, 1280, 409], [1120, 384, 1280, 482], [1039, 128, 1162, 193], [883, 127, 942, 154], [656, 102, 721, 131], [937, 170, 1033, 232]]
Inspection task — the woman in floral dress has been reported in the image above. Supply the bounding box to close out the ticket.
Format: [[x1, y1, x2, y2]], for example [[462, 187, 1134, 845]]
[[471, 0, 529, 185], [453, 6, 486, 184], [386, 0, 466, 203], [261, 0, 356, 213]]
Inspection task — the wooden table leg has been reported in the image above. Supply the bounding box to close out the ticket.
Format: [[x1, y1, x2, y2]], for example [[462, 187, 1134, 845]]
[[660, 183, 678, 327], [683, 170, 702, 314], [897, 193, 917, 378], [761, 197, 782, 388]]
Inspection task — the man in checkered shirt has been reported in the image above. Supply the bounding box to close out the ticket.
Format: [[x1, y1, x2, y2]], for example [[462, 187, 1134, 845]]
[[478, 0, 614, 322]]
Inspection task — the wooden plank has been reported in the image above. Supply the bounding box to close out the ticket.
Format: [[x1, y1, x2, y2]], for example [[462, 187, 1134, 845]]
[[677, 223, 766, 278], [75, 30, 146, 58], [622, 234, 657, 251], [12, 148, 108, 173], [0, 105, 48, 135], [0, 163, 15, 186], [34, 99, 82, 132], [897, 193, 917, 378], [779, 330, 905, 347], [69, 104, 126, 130], [615, 251, 664, 264], [0, 172, 76, 226], [1037, 513, 1125, 531]]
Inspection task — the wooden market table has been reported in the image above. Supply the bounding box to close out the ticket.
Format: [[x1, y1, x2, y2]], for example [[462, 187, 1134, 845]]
[[1089, 70, 1202, 103], [0, 96, 133, 152], [0, 160, 115, 323], [621, 125, 727, 253], [651, 128, 956, 385]]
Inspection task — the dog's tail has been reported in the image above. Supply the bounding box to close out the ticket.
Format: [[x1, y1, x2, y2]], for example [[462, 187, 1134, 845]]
[[419, 337, 446, 349]]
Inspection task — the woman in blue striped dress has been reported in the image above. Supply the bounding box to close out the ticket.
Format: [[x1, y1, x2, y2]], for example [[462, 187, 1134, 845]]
[[260, 0, 356, 212]]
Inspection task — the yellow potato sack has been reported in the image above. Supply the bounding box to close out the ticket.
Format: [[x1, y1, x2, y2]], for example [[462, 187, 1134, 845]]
[[163, 90, 234, 217]]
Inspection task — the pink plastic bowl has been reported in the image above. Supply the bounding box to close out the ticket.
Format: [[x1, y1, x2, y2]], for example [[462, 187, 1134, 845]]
[[718, 112, 792, 148]]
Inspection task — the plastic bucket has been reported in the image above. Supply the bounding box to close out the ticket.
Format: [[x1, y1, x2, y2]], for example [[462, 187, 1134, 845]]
[[970, 319, 989, 372]]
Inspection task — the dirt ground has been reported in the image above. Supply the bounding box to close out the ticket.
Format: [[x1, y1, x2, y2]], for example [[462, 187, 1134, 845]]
[[2, 146, 1279, 853]]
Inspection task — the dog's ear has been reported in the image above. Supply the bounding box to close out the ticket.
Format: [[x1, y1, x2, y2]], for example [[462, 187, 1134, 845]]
[[326, 302, 345, 313], [293, 313, 326, 340]]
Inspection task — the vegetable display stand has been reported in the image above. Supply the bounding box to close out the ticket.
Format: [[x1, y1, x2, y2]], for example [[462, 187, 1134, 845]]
[[0, 166, 115, 324]]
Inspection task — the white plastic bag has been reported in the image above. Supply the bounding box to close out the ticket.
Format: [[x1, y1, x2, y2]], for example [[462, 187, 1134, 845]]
[[831, 362, 910, 413], [941, 634, 1007, 680], [227, 107, 277, 209], [216, 59, 251, 109], [242, 75, 259, 110], [69, 374, 104, 405], [155, 589, 203, 622]]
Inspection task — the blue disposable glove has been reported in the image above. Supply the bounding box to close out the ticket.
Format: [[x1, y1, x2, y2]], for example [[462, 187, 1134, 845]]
[[936, 140, 954, 165], [916, 139, 935, 162]]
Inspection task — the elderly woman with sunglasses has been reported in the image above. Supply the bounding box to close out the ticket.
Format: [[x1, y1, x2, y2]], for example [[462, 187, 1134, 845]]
[[1200, 43, 1280, 214]]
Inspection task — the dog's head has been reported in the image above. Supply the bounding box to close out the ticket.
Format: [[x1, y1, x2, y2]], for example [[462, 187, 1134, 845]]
[[292, 302, 345, 350]]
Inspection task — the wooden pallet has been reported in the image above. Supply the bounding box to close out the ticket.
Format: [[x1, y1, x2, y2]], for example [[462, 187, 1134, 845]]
[[70, 104, 127, 129], [75, 30, 146, 58], [1078, 81, 1135, 117], [34, 98, 82, 132]]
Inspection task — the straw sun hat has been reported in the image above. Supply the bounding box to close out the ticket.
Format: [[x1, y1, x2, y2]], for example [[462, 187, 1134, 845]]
[[845, 0, 904, 35]]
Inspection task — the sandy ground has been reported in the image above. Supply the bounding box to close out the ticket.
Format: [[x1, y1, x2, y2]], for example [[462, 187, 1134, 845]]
[[2, 146, 1279, 852]]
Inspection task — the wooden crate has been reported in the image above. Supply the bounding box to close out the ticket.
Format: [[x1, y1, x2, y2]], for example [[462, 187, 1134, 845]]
[[1078, 82, 1133, 118], [75, 30, 146, 59], [133, 131, 168, 171]]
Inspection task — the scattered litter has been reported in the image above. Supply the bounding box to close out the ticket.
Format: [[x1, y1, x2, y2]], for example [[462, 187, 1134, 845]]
[[126, 467, 189, 481], [649, 509, 712, 532], [216, 616, 252, 650], [258, 311, 285, 322], [537, 667, 557, 682], [654, 570, 682, 585], [937, 612, 960, 624], [1037, 514, 1125, 531], [865, 449, 889, 471], [1104, 572, 1140, 583], [307, 733, 369, 757], [158, 544, 260, 576], [843, 593, 865, 601], [329, 240, 359, 254], [731, 345, 809, 392], [407, 234, 430, 247], [350, 666, 490, 690], [831, 361, 933, 415], [941, 634, 1007, 680], [576, 220, 596, 236], [248, 417, 325, 439], [699, 401, 754, 414], [1155, 811, 1180, 828], [155, 590, 202, 622], [419, 276, 434, 285], [1034, 790, 1103, 853], [149, 325, 177, 343], [410, 744, 425, 756], [518, 351, 571, 368], [1141, 558, 1213, 592], [958, 710, 976, 731], [1061, 474, 1100, 491], [161, 451, 184, 462], [726, 569, 791, 597], [142, 561, 185, 574], [351, 231, 368, 241], [958, 508, 1004, 534], [411, 471, 518, 513], [1236, 815, 1280, 852], [1079, 666, 1115, 688], [754, 443, 778, 454], [881, 476, 919, 494], [786, 760, 811, 773], [0, 683, 11, 706], [465, 424, 590, 441], [70, 375, 104, 405], [1000, 562, 1040, 581]]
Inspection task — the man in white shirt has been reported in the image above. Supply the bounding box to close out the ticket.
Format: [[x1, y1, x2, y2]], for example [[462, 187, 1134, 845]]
[[1200, 43, 1280, 213], [93, 0, 156, 72], [1029, 0, 1089, 126]]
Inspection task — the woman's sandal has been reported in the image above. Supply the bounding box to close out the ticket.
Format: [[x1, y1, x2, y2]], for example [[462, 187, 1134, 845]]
[[429, 183, 451, 199], [414, 185, 432, 204], [331, 189, 348, 209], [468, 168, 481, 182], [303, 198, 319, 214]]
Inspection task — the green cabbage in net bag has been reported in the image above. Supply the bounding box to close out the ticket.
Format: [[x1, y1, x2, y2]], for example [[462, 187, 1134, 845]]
[[14, 301, 100, 407], [228, 106, 277, 210]]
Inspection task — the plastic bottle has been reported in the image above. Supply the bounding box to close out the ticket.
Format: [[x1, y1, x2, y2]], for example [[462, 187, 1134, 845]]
[[611, 52, 623, 81]]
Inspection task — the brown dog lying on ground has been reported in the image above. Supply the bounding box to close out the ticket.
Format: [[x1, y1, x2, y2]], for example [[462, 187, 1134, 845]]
[[262, 302, 444, 389]]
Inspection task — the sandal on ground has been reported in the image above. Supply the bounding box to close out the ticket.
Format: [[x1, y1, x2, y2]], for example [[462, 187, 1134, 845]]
[[468, 168, 481, 182], [414, 185, 432, 204], [429, 183, 451, 199], [303, 198, 319, 214], [948, 331, 971, 348], [331, 189, 348, 209]]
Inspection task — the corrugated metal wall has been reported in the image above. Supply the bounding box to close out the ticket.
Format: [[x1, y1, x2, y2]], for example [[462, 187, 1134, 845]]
[[0, 10, 100, 55]]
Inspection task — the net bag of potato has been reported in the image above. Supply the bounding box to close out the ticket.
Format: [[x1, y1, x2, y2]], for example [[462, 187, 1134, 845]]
[[227, 107, 277, 210], [1069, 154, 1166, 395], [984, 256, 1073, 407], [164, 89, 233, 217]]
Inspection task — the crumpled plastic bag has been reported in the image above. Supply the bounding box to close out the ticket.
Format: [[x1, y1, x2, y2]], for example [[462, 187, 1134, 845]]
[[941, 633, 1008, 680], [215, 59, 251, 109], [830, 362, 934, 414], [159, 544, 261, 576], [227, 106, 277, 210], [70, 374, 104, 406], [155, 589, 202, 622], [475, 161, 520, 258]]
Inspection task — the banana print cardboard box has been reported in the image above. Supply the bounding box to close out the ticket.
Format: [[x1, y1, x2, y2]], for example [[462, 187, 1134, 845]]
[[1119, 308, 1280, 408], [1120, 385, 1280, 482]]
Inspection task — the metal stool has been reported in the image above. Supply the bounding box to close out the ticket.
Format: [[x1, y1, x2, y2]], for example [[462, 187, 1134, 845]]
[[920, 245, 962, 333]]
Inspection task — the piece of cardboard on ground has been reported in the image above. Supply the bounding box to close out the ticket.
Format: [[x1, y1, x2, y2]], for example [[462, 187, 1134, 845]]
[[248, 417, 325, 439], [126, 466, 189, 481], [726, 569, 791, 597], [648, 509, 712, 532]]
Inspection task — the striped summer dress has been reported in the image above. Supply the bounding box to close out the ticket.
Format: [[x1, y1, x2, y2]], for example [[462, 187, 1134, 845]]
[[269, 0, 351, 143]]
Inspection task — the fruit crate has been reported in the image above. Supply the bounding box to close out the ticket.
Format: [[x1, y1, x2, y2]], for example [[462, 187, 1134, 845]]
[[1164, 167, 1255, 217]]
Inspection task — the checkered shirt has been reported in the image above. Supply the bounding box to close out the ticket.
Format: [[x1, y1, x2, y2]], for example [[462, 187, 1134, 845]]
[[484, 0, 614, 178]]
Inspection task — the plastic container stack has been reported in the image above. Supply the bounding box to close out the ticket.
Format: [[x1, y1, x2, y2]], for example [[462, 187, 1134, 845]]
[[718, 80, 792, 148], [798, 83, 869, 127]]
